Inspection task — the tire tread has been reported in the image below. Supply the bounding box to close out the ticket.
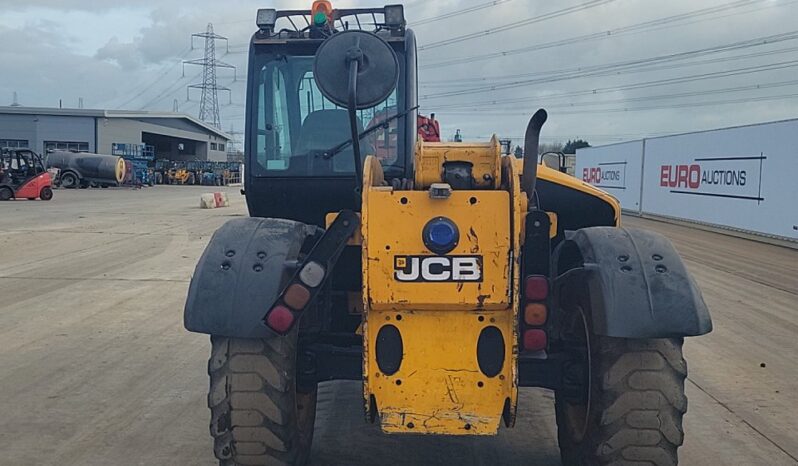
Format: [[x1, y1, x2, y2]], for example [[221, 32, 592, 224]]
[[208, 334, 309, 466], [557, 337, 687, 466]]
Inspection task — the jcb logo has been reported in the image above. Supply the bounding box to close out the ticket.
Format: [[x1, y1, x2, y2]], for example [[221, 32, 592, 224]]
[[394, 255, 483, 283]]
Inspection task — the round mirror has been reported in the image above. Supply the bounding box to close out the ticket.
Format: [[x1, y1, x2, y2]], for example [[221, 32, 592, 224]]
[[313, 30, 399, 110]]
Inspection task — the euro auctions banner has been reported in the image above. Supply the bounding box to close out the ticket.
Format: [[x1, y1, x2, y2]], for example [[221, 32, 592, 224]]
[[641, 119, 798, 240], [576, 140, 644, 213], [657, 155, 764, 201]]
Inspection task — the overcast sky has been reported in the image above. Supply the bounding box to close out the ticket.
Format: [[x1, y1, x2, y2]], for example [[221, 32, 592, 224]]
[[1, 0, 797, 147]]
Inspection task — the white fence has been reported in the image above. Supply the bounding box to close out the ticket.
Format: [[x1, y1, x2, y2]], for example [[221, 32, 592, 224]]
[[576, 119, 798, 241], [574, 140, 645, 213]]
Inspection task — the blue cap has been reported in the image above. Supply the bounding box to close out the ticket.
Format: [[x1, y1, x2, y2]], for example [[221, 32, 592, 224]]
[[423, 217, 459, 254]]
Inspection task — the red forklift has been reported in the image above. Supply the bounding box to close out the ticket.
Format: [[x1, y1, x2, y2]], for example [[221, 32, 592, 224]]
[[0, 148, 54, 201]]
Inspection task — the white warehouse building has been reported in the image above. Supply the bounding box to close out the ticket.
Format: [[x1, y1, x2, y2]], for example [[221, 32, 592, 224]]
[[0, 106, 231, 162]]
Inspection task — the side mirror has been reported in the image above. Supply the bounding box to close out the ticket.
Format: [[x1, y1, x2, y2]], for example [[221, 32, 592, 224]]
[[540, 151, 568, 173], [313, 31, 399, 190], [541, 152, 561, 170], [314, 30, 399, 110]]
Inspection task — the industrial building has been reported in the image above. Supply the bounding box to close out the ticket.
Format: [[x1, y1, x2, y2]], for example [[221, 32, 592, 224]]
[[0, 106, 231, 162]]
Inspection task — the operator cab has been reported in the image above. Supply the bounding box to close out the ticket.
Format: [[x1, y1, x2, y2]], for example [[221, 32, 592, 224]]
[[244, 4, 417, 226], [0, 149, 46, 186], [0, 148, 53, 201]]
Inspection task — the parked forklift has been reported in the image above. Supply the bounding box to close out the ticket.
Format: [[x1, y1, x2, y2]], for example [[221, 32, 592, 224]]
[[184, 3, 712, 465], [0, 148, 53, 201]]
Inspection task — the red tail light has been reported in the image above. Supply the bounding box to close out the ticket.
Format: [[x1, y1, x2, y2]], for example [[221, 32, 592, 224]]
[[524, 303, 547, 326], [524, 275, 548, 301], [266, 305, 295, 334], [523, 329, 547, 352]]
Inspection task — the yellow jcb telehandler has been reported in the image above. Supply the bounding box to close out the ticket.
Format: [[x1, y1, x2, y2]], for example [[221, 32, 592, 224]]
[[184, 3, 712, 465]]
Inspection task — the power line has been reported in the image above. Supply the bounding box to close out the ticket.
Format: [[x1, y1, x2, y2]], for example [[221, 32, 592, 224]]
[[421, 53, 798, 101], [423, 44, 798, 91], [139, 69, 200, 109], [138, 25, 241, 111], [113, 46, 191, 109], [426, 50, 798, 109], [434, 78, 798, 113], [469, 134, 663, 141], [424, 47, 798, 110], [424, 59, 798, 112], [421, 0, 776, 68], [421, 30, 798, 89], [412, 0, 515, 26], [418, 0, 617, 51], [435, 90, 798, 116]]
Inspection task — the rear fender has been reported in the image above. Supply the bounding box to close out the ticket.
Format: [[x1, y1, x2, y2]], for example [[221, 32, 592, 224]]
[[553, 227, 712, 338], [184, 217, 319, 338]]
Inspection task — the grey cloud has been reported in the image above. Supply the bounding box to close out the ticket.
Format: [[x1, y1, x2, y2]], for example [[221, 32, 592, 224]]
[[0, 23, 130, 108], [3, 0, 798, 145], [95, 37, 142, 69]]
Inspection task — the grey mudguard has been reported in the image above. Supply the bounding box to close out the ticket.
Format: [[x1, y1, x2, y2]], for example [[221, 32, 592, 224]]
[[184, 217, 317, 338], [555, 227, 712, 338]]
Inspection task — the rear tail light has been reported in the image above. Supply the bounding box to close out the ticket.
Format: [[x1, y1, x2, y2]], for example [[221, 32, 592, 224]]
[[299, 261, 325, 288], [524, 275, 548, 301], [521, 275, 549, 353], [283, 284, 311, 310], [522, 329, 547, 352], [265, 305, 295, 334], [524, 303, 547, 326]]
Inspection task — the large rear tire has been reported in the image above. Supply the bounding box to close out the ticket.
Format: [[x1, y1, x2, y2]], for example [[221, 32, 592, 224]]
[[208, 334, 317, 466], [60, 172, 79, 189], [556, 326, 687, 466]]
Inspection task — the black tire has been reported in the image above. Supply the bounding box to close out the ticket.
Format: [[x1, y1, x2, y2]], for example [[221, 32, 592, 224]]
[[556, 325, 687, 466], [40, 186, 54, 200], [61, 172, 79, 189], [0, 187, 12, 201], [208, 333, 317, 466]]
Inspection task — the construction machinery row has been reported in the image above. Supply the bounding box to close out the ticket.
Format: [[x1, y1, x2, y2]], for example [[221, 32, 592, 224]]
[[152, 160, 242, 186]]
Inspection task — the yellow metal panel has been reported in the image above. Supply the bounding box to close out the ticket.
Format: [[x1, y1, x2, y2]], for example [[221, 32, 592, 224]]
[[547, 212, 558, 239], [365, 191, 511, 311], [519, 159, 621, 225], [414, 137, 502, 190], [499, 155, 524, 427], [366, 309, 514, 435], [361, 155, 518, 436]]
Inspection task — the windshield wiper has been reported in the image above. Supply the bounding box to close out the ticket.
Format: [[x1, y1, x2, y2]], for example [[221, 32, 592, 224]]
[[320, 105, 420, 160]]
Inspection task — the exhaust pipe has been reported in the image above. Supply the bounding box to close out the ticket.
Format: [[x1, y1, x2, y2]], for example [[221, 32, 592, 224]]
[[521, 109, 548, 207]]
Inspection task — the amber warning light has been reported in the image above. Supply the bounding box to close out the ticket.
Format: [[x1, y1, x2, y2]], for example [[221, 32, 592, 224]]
[[312, 0, 334, 26]]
